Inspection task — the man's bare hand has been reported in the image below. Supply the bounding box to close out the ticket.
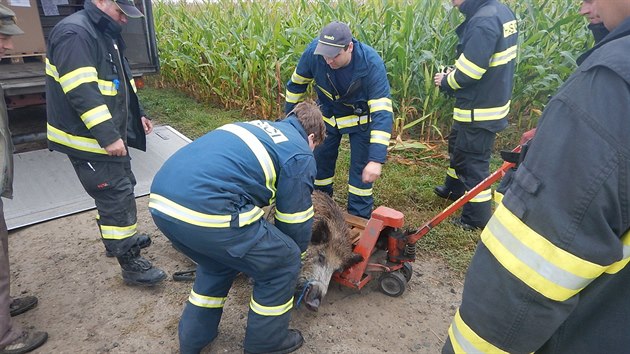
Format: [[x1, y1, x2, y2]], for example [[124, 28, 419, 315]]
[[434, 72, 446, 87], [105, 138, 127, 156], [141, 116, 153, 135], [362, 161, 382, 183]]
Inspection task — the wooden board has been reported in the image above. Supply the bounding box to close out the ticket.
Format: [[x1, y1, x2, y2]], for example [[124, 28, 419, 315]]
[[6, 0, 47, 56]]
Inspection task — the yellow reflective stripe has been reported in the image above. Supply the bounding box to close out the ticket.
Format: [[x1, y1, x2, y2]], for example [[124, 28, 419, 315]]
[[605, 232, 630, 274], [149, 193, 264, 228], [447, 167, 458, 180], [97, 80, 117, 96], [81, 104, 112, 129], [489, 45, 517, 67], [315, 177, 333, 187], [300, 251, 307, 261], [322, 115, 336, 127], [290, 70, 313, 85], [447, 70, 461, 90], [368, 97, 393, 113], [45, 58, 59, 79], [455, 54, 486, 80], [285, 89, 304, 104], [370, 130, 391, 146], [59, 66, 98, 93], [469, 188, 492, 203], [189, 290, 226, 308], [275, 205, 314, 224], [336, 115, 368, 129], [448, 309, 511, 354], [503, 20, 518, 38], [100, 223, 137, 240], [219, 124, 277, 202], [453, 101, 511, 122], [250, 295, 293, 316], [482, 204, 606, 301], [130, 79, 138, 93], [349, 184, 372, 197], [47, 123, 108, 154], [316, 85, 334, 100], [493, 190, 504, 205]]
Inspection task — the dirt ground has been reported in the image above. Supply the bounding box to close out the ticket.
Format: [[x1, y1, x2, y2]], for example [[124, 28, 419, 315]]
[[8, 195, 464, 354]]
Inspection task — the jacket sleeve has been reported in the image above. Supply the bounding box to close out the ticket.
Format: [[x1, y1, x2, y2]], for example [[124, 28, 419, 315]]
[[366, 59, 393, 163], [440, 19, 500, 94], [285, 50, 315, 114], [443, 67, 630, 353], [49, 29, 121, 147], [274, 154, 316, 253]]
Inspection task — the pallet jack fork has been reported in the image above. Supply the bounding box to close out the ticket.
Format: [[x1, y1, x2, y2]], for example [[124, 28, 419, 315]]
[[332, 144, 522, 297]]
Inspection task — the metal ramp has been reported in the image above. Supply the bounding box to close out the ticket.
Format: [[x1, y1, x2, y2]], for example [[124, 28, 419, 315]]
[[4, 125, 191, 230]]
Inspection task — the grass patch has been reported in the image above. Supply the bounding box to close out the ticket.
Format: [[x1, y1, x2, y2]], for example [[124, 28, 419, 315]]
[[139, 86, 515, 275]]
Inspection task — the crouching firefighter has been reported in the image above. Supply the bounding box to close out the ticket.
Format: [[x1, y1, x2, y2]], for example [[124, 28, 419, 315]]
[[149, 101, 326, 354], [45, 0, 165, 285]]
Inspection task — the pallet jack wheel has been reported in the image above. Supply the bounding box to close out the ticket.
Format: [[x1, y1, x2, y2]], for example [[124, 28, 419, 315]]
[[401, 263, 413, 282], [379, 271, 407, 297]]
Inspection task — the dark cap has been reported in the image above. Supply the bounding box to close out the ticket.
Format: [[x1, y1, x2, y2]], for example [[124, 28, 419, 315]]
[[0, 4, 24, 36], [314, 21, 352, 57], [113, 0, 144, 19]]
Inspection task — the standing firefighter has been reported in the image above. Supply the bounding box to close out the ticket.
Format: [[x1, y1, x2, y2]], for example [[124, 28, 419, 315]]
[[443, 0, 630, 352], [149, 102, 325, 354], [433, 0, 518, 230], [285, 21, 393, 219], [45, 0, 165, 285]]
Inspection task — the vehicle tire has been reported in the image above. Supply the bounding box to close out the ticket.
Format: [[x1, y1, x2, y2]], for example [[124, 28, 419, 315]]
[[379, 271, 407, 297], [401, 262, 413, 282]]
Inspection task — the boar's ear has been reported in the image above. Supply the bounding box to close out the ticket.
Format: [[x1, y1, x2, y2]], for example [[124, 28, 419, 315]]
[[311, 220, 330, 245], [343, 253, 364, 269]]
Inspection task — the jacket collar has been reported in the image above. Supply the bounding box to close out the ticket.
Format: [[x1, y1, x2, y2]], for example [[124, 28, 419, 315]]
[[283, 114, 309, 142], [578, 17, 630, 64], [84, 0, 122, 37], [459, 0, 490, 18]]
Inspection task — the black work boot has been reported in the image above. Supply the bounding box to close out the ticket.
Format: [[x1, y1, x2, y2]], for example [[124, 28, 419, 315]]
[[433, 185, 464, 201], [106, 234, 152, 257], [117, 246, 166, 286], [244, 329, 304, 354]]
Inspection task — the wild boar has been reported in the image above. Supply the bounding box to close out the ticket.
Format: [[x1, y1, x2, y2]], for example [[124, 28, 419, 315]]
[[266, 190, 364, 311]]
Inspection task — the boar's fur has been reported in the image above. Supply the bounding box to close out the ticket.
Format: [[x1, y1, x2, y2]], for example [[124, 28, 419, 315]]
[[266, 190, 364, 311]]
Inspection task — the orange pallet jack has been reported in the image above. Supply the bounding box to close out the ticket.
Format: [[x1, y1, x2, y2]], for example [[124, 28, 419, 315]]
[[332, 144, 523, 297]]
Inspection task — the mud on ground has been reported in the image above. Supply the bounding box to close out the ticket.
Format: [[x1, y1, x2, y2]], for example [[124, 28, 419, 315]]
[[8, 196, 464, 353]]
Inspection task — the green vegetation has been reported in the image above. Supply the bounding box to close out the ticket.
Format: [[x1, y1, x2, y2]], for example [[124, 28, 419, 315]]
[[153, 0, 591, 139]]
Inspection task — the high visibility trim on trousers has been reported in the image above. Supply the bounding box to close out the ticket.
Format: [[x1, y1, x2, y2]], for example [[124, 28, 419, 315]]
[[349, 184, 372, 197], [275, 205, 314, 224], [368, 97, 393, 113], [447, 167, 458, 180], [285, 89, 303, 104], [148, 193, 264, 228], [100, 222, 137, 240], [370, 130, 391, 146], [453, 100, 511, 123], [315, 177, 333, 187], [482, 203, 606, 302], [469, 188, 492, 203], [250, 295, 293, 317], [81, 104, 112, 129], [489, 45, 517, 67], [47, 123, 109, 155], [605, 231, 630, 274], [455, 53, 486, 80], [218, 124, 277, 203], [189, 289, 226, 309], [448, 309, 512, 354], [290, 70, 313, 85]]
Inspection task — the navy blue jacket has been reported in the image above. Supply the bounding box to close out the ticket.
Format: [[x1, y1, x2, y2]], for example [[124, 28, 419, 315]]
[[285, 38, 393, 163], [149, 115, 316, 252]]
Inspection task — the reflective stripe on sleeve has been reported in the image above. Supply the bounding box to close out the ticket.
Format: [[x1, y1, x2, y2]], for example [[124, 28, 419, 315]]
[[370, 130, 391, 146], [368, 97, 393, 113], [447, 70, 461, 90], [189, 289, 226, 309], [482, 204, 606, 301], [285, 89, 304, 104], [455, 54, 486, 80], [59, 66, 99, 93], [290, 70, 313, 85], [81, 104, 112, 129], [250, 295, 293, 316], [489, 45, 517, 67]]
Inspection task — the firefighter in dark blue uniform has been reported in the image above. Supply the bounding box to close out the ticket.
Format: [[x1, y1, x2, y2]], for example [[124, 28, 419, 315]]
[[443, 3, 630, 353], [150, 102, 325, 354], [285, 21, 393, 219], [433, 0, 518, 230]]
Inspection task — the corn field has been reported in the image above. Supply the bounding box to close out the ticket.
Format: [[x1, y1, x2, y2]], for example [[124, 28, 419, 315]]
[[152, 0, 592, 139]]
